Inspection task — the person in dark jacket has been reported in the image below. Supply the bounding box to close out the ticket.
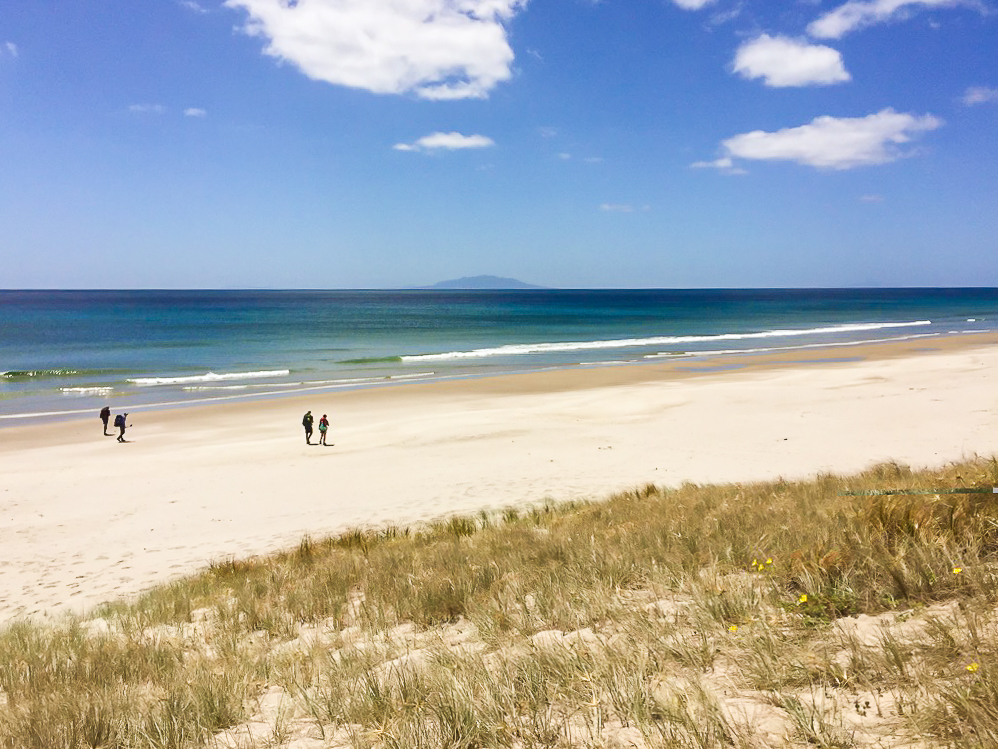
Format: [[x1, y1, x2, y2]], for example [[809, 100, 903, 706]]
[[100, 405, 111, 435], [302, 411, 314, 444], [114, 412, 128, 442]]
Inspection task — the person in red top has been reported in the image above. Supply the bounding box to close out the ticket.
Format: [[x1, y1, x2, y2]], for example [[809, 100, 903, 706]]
[[318, 414, 330, 446]]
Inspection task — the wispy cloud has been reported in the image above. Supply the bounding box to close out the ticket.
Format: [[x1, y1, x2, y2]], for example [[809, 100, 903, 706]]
[[860, 194, 885, 202], [179, 0, 209, 13], [599, 203, 650, 212], [698, 109, 941, 170], [225, 0, 527, 100], [4, 41, 18, 57], [962, 86, 998, 105], [670, 0, 716, 9], [708, 5, 743, 25], [732, 35, 850, 87], [128, 103, 167, 114], [808, 0, 971, 39], [184, 107, 208, 117], [690, 156, 748, 175], [393, 132, 496, 152]]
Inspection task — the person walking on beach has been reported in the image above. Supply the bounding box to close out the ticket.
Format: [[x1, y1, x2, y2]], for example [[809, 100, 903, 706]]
[[100, 405, 111, 435], [114, 412, 129, 442], [318, 413, 330, 446], [302, 411, 314, 444]]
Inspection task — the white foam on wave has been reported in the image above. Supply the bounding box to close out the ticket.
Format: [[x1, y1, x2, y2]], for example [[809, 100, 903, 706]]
[[1, 372, 440, 420], [182, 385, 251, 391], [181, 372, 437, 392], [129, 369, 291, 386], [60, 386, 114, 395], [401, 321, 933, 362], [643, 332, 939, 360]]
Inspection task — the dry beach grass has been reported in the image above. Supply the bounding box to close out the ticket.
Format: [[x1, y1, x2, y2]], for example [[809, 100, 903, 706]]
[[3, 457, 998, 748]]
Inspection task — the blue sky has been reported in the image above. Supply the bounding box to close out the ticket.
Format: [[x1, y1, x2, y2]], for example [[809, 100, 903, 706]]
[[1, 0, 996, 289]]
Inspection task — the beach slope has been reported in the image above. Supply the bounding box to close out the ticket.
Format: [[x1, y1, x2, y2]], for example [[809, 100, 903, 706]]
[[1, 334, 997, 624]]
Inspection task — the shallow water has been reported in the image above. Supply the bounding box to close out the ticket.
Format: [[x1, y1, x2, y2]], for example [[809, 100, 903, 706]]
[[2, 288, 996, 421]]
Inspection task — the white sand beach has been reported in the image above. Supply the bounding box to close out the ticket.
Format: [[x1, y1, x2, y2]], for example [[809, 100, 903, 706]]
[[2, 333, 997, 625]]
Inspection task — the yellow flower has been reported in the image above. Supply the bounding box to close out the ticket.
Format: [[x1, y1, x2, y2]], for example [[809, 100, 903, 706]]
[[967, 662, 979, 673], [953, 567, 963, 575], [728, 625, 738, 633], [766, 558, 773, 565], [798, 594, 808, 604]]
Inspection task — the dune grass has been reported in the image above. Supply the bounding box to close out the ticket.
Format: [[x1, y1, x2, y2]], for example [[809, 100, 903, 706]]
[[2, 457, 998, 747]]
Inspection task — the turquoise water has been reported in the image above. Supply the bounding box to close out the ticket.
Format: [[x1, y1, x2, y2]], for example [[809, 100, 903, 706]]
[[2, 288, 996, 421]]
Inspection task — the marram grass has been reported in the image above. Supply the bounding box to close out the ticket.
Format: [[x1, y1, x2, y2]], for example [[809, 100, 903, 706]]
[[2, 457, 998, 747]]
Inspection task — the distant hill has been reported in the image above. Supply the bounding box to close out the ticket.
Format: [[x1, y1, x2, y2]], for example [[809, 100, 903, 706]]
[[422, 275, 545, 290]]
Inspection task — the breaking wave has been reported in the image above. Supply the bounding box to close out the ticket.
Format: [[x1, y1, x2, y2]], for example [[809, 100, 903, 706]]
[[128, 369, 291, 386], [401, 321, 933, 362]]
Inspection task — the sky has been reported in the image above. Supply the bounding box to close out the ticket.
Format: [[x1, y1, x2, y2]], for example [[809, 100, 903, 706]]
[[1, 0, 996, 289]]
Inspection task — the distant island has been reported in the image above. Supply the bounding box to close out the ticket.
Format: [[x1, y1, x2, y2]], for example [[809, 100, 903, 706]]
[[421, 275, 546, 290]]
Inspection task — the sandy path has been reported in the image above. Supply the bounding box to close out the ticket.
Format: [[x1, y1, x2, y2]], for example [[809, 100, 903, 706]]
[[2, 335, 997, 625]]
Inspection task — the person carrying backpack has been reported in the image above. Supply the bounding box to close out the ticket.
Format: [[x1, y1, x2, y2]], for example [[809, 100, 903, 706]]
[[114, 412, 128, 442], [318, 414, 330, 445]]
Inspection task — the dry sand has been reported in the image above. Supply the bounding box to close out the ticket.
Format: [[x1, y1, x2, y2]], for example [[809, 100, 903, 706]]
[[2, 333, 997, 625]]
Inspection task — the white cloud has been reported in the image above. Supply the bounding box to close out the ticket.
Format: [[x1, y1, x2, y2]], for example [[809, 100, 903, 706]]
[[129, 103, 167, 114], [962, 86, 998, 105], [5, 42, 18, 57], [225, 0, 527, 100], [732, 34, 850, 87], [709, 109, 941, 170], [671, 0, 716, 9], [689, 156, 748, 175], [393, 131, 496, 152], [808, 0, 969, 39], [184, 107, 208, 117], [180, 1, 209, 13]]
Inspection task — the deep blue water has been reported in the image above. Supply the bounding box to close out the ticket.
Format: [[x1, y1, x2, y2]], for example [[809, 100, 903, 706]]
[[2, 288, 996, 421]]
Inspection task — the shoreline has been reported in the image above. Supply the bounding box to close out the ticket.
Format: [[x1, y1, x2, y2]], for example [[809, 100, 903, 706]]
[[1, 328, 990, 426], [2, 331, 998, 625]]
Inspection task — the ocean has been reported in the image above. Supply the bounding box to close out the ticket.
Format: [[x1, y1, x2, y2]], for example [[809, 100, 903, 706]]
[[2, 288, 996, 423]]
